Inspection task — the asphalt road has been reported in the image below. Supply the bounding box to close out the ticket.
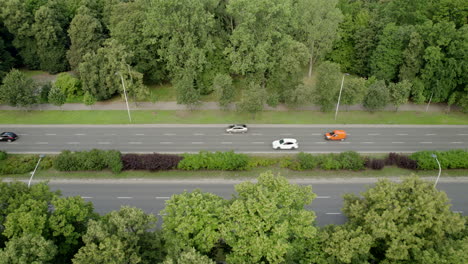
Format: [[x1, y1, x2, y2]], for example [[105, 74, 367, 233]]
[[1, 124, 467, 153], [46, 180, 467, 226]]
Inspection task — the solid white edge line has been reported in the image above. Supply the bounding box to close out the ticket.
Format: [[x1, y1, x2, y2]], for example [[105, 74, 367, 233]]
[[81, 196, 93, 199], [316, 196, 331, 199], [325, 212, 342, 215]]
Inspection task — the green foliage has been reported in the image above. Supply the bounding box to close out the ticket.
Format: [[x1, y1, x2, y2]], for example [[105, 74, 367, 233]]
[[340, 77, 368, 107], [38, 82, 52, 103], [297, 152, 320, 170], [177, 151, 249, 171], [247, 156, 280, 168], [0, 151, 7, 160], [213, 73, 234, 109], [0, 154, 52, 175], [363, 80, 389, 112], [0, 234, 57, 264], [388, 80, 412, 110], [32, 2, 68, 73], [73, 206, 163, 264], [82, 91, 96, 106], [339, 176, 466, 263], [315, 61, 342, 111], [162, 190, 225, 258], [319, 154, 342, 170], [175, 73, 201, 106], [236, 81, 267, 116], [67, 6, 104, 70], [410, 150, 468, 170], [163, 248, 215, 264], [48, 85, 67, 107], [54, 72, 82, 100], [0, 69, 37, 107], [220, 172, 318, 263], [337, 151, 365, 170], [53, 149, 123, 173]]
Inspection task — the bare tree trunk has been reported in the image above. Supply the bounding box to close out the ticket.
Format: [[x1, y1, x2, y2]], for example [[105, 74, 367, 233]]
[[308, 42, 314, 78]]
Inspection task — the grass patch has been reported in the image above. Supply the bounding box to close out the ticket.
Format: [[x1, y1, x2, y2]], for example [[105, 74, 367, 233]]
[[21, 69, 49, 78], [147, 83, 177, 102], [0, 110, 467, 124], [3, 167, 467, 180]]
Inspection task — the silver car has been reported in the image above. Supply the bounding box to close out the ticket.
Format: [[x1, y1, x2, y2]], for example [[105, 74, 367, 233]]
[[226, 124, 248, 133]]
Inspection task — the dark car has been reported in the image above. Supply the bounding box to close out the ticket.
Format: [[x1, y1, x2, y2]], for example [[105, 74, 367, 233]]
[[0, 132, 18, 142]]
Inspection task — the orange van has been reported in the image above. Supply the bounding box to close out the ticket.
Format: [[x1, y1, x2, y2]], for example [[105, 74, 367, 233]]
[[324, 130, 347, 141]]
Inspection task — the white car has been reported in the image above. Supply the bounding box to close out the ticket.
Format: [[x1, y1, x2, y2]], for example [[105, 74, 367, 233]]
[[272, 138, 298, 150], [226, 124, 248, 133]]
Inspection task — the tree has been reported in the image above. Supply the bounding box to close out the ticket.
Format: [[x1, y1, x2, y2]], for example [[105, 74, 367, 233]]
[[163, 248, 215, 264], [67, 5, 104, 70], [83, 91, 96, 107], [363, 80, 389, 112], [0, 69, 37, 108], [314, 61, 342, 111], [109, 0, 164, 83], [399, 31, 424, 81], [340, 77, 368, 109], [213, 73, 234, 109], [48, 85, 66, 108], [175, 72, 201, 107], [79, 39, 139, 101], [294, 0, 343, 77], [145, 0, 220, 99], [73, 206, 163, 264], [0, 0, 39, 69], [53, 72, 82, 100], [220, 172, 318, 264], [338, 176, 466, 263], [236, 82, 267, 117], [370, 23, 406, 82], [0, 234, 57, 264], [388, 80, 412, 111], [162, 190, 225, 258], [32, 2, 68, 73]]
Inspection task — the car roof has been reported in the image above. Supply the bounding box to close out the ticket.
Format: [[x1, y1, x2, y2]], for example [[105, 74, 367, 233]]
[[281, 138, 297, 142], [1, 132, 17, 136], [333, 130, 346, 134]]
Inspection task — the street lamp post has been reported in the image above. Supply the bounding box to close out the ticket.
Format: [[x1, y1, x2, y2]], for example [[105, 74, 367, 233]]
[[334, 73, 349, 121], [28, 154, 45, 188], [115, 71, 132, 123], [431, 154, 442, 188]]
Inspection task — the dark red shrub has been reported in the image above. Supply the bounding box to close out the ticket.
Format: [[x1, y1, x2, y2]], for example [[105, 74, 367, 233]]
[[122, 153, 183, 171]]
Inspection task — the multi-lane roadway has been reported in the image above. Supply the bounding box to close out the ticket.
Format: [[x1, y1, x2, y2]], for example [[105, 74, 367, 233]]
[[1, 124, 467, 153], [47, 180, 468, 226]]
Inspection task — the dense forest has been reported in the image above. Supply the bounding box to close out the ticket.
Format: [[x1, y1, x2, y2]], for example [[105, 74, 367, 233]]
[[0, 0, 467, 111], [0, 174, 466, 264]]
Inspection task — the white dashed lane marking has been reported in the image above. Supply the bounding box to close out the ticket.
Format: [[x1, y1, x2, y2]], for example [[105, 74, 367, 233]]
[[252, 142, 265, 144], [45, 133, 56, 136], [367, 133, 380, 135], [361, 142, 374, 144], [164, 133, 176, 136], [129, 142, 142, 144], [396, 133, 408, 135], [160, 142, 173, 144], [280, 133, 292, 136], [191, 142, 204, 144], [315, 142, 326, 144], [252, 133, 263, 136], [17, 134, 28, 136], [36, 142, 48, 144], [450, 142, 463, 144], [67, 142, 80, 144], [316, 196, 331, 199], [311, 133, 322, 136], [420, 142, 432, 144], [98, 142, 110, 144], [117, 197, 133, 199], [425, 133, 436, 136], [135, 134, 144, 136], [221, 142, 233, 144], [194, 133, 205, 136], [392, 142, 404, 144], [74, 133, 85, 136], [457, 134, 468, 136]]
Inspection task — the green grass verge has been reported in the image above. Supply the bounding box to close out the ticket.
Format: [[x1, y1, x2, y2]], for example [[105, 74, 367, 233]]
[[1, 110, 467, 124], [2, 167, 467, 180]]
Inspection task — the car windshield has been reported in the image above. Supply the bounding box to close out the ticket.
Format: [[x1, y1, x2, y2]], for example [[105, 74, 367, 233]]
[[279, 139, 284, 144], [329, 132, 335, 135]]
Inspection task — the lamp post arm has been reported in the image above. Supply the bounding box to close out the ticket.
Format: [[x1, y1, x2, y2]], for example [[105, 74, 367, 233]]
[[28, 156, 43, 188]]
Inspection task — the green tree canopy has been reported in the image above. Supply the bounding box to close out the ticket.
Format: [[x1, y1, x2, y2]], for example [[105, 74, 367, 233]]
[[0, 234, 57, 264], [0, 69, 37, 107], [314, 61, 342, 111], [220, 171, 318, 264], [363, 80, 389, 112]]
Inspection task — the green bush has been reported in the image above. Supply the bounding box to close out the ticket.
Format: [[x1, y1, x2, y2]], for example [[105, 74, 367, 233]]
[[53, 149, 123, 173], [0, 150, 7, 161], [247, 156, 280, 168], [319, 154, 342, 170], [0, 155, 40, 174], [410, 150, 468, 170], [297, 152, 320, 170], [337, 151, 365, 170], [178, 151, 249, 171]]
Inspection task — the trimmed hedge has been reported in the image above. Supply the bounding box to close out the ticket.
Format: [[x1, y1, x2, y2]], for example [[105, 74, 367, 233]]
[[0, 154, 53, 175], [122, 153, 183, 171], [386, 153, 418, 170], [297, 152, 320, 170], [289, 151, 365, 171], [178, 151, 250, 171], [410, 150, 468, 170], [53, 149, 122, 173], [365, 158, 385, 170]]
